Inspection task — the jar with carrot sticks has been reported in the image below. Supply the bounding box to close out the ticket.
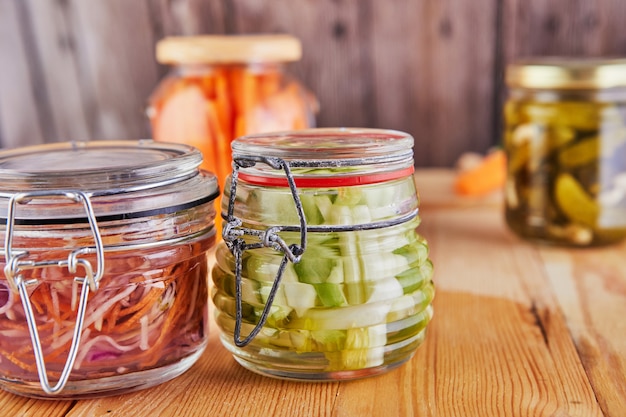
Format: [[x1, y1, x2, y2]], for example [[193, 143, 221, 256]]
[[147, 34, 318, 231], [0, 140, 218, 398]]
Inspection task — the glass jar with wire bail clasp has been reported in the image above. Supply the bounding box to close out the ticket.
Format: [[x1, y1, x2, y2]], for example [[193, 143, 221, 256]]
[[0, 140, 218, 398], [212, 128, 435, 380]]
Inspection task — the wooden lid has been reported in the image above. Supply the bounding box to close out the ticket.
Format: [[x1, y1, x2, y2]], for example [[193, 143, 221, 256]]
[[156, 34, 302, 65]]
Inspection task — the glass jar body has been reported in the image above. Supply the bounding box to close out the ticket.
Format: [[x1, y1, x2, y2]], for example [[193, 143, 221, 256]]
[[212, 173, 435, 380], [0, 140, 218, 398], [504, 87, 626, 246], [0, 202, 216, 399], [147, 62, 317, 188]]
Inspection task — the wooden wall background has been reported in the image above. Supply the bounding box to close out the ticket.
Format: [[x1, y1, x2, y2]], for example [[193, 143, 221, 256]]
[[1, 0, 626, 167]]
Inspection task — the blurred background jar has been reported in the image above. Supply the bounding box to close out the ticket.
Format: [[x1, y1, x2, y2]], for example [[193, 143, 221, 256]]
[[503, 57, 626, 246], [146, 34, 318, 194]]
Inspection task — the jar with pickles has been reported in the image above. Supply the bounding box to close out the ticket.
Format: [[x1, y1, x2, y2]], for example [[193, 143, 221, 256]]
[[212, 128, 435, 380], [504, 57, 626, 246]]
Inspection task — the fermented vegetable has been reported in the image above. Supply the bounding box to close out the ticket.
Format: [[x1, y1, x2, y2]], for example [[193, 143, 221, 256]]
[[0, 226, 212, 392], [504, 100, 626, 245], [213, 176, 434, 375]]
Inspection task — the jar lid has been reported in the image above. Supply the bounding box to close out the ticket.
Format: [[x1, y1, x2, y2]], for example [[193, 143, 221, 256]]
[[0, 140, 219, 223], [156, 34, 302, 65], [506, 57, 626, 89], [231, 128, 415, 187]]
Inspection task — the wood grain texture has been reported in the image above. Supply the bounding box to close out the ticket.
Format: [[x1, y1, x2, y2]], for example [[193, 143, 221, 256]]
[[417, 206, 603, 417], [68, 0, 159, 140], [25, 0, 90, 142], [539, 246, 626, 417], [2, 171, 622, 416], [3, 1, 625, 165], [0, 0, 45, 147], [502, 0, 626, 58]]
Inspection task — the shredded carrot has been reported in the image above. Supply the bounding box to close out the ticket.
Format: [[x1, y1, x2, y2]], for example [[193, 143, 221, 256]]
[[0, 247, 209, 378], [113, 288, 164, 333], [454, 149, 507, 196]]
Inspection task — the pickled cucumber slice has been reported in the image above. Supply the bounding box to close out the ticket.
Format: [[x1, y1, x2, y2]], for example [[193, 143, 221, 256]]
[[555, 173, 598, 227], [558, 137, 599, 168]]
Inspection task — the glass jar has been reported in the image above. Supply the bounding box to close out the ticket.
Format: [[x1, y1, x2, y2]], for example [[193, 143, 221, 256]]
[[147, 34, 318, 222], [212, 128, 435, 380], [504, 57, 626, 246], [0, 140, 218, 398]]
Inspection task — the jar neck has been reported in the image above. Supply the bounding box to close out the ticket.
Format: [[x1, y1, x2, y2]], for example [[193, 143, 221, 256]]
[[508, 86, 626, 102], [171, 62, 286, 77]]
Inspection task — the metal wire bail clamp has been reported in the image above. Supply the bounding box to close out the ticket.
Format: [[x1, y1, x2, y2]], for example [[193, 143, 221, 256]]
[[2, 190, 105, 395], [221, 154, 421, 349], [223, 156, 307, 347]]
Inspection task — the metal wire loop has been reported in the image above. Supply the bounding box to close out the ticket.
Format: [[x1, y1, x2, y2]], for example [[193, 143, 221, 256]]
[[1, 190, 105, 394], [222, 155, 418, 348], [223, 156, 307, 347]]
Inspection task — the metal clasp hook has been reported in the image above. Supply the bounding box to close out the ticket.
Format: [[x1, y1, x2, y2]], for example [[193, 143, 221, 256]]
[[2, 190, 105, 394], [223, 157, 307, 347]]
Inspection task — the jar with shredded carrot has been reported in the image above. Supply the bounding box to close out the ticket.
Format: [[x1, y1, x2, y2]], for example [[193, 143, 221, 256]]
[[147, 34, 318, 209], [0, 140, 218, 398]]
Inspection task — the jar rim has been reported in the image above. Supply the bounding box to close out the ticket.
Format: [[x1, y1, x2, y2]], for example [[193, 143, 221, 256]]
[[0, 140, 219, 223], [232, 128, 414, 163], [0, 140, 205, 193], [230, 128, 415, 187], [156, 34, 302, 65], [506, 57, 626, 89]]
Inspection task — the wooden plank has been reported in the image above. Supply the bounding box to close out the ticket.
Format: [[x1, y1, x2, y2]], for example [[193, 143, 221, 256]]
[[0, 171, 618, 416], [411, 206, 603, 416], [24, 0, 90, 142], [0, 0, 45, 148], [0, 390, 72, 417], [228, 0, 498, 167], [503, 0, 626, 58], [539, 244, 626, 417], [146, 0, 227, 38], [229, 0, 373, 132], [66, 0, 159, 140], [370, 0, 499, 167]]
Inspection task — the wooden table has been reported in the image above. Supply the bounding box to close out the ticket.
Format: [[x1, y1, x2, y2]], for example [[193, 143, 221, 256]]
[[1, 170, 625, 416]]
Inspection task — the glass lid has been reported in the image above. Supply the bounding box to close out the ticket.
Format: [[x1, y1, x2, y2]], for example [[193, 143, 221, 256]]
[[230, 128, 415, 187], [231, 128, 414, 163], [0, 140, 218, 222], [0, 140, 203, 193]]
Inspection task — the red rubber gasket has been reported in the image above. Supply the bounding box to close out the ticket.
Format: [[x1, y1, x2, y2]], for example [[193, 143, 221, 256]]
[[238, 166, 415, 188]]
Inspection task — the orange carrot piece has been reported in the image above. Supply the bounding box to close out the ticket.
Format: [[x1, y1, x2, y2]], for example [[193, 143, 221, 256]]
[[243, 71, 260, 111], [454, 149, 507, 196], [259, 71, 282, 98], [214, 70, 234, 140], [234, 115, 247, 140], [152, 83, 216, 173], [206, 100, 232, 184]]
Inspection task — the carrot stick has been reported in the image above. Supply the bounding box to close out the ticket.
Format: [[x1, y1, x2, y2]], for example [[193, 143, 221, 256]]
[[259, 71, 281, 98], [454, 149, 507, 196], [114, 288, 164, 333], [214, 70, 234, 139]]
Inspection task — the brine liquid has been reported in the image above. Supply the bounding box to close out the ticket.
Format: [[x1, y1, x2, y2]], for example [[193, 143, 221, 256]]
[[504, 99, 626, 246], [0, 236, 212, 398], [212, 218, 435, 380]]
